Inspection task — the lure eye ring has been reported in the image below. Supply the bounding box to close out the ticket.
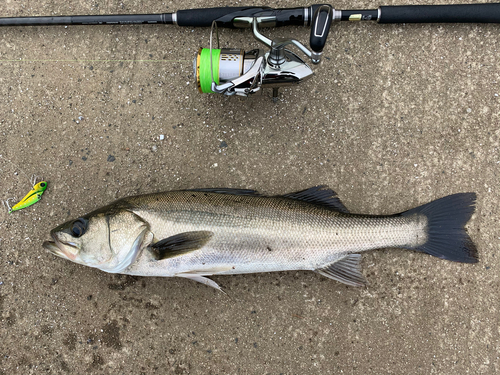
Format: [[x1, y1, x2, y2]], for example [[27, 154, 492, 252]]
[[71, 218, 88, 238]]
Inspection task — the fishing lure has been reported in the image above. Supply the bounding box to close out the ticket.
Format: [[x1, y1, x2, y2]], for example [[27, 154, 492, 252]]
[[7, 179, 48, 213]]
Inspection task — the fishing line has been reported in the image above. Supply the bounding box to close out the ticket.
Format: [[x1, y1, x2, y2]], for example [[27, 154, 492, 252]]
[[0, 154, 33, 185], [0, 59, 191, 63]]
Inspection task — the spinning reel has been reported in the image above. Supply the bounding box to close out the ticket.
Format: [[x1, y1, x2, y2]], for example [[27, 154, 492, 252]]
[[194, 5, 333, 99]]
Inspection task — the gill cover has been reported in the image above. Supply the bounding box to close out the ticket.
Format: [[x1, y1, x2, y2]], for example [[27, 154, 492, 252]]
[[100, 210, 152, 273], [46, 210, 151, 273]]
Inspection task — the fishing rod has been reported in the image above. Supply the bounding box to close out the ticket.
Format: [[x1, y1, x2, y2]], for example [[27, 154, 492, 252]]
[[1, 3, 500, 99]]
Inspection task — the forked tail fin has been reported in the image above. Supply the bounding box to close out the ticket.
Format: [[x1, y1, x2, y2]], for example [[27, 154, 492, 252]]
[[401, 193, 478, 263]]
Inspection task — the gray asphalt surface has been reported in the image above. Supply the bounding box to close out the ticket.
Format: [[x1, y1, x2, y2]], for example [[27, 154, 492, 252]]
[[0, 0, 499, 374]]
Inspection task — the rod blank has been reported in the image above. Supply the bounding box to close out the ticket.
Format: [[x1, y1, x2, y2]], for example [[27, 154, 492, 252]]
[[0, 14, 172, 26]]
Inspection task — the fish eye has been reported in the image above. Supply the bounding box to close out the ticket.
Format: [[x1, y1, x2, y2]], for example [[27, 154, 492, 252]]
[[71, 218, 88, 238], [40, 183, 46, 187]]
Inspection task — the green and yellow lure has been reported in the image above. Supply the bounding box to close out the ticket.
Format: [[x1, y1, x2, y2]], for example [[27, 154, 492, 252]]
[[8, 181, 48, 213]]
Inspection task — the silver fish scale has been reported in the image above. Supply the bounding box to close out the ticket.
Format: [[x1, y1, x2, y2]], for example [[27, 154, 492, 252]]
[[122, 191, 427, 277]]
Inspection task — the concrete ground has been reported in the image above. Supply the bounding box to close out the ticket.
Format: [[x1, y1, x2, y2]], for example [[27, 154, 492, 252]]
[[0, 0, 499, 373]]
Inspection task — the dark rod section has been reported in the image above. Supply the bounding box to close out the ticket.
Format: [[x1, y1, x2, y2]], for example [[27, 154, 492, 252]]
[[379, 3, 500, 23], [177, 6, 264, 27], [0, 14, 172, 26], [176, 6, 304, 28], [340, 10, 378, 21]]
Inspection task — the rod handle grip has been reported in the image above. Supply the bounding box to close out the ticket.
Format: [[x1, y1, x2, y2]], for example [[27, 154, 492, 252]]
[[176, 7, 263, 27], [310, 5, 333, 53], [379, 3, 500, 23]]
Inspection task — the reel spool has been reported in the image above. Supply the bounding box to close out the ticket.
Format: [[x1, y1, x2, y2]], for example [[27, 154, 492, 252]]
[[194, 48, 256, 94], [193, 5, 334, 99]]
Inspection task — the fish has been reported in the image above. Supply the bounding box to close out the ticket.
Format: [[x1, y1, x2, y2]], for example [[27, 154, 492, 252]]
[[42, 186, 477, 291]]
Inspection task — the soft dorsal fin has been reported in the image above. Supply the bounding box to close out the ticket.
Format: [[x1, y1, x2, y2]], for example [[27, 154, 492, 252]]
[[315, 254, 366, 286], [152, 231, 213, 260], [282, 185, 349, 213], [187, 188, 261, 196]]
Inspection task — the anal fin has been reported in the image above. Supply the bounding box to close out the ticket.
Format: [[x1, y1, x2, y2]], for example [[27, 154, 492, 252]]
[[315, 254, 367, 287], [176, 274, 225, 293]]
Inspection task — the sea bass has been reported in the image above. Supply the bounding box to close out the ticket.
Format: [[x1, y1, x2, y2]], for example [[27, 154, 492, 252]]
[[43, 186, 477, 291]]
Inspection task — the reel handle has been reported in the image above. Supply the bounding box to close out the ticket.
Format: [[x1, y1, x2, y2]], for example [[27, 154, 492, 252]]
[[310, 5, 333, 55]]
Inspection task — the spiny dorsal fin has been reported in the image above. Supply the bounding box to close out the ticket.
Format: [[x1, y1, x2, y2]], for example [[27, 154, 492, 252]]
[[152, 231, 213, 260], [187, 188, 261, 196], [315, 254, 366, 286], [282, 185, 349, 213]]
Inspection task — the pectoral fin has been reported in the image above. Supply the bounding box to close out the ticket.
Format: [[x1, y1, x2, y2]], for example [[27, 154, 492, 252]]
[[315, 254, 367, 287], [152, 231, 213, 260]]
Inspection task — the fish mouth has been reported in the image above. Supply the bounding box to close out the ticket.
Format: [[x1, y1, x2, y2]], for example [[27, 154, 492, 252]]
[[43, 233, 78, 261]]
